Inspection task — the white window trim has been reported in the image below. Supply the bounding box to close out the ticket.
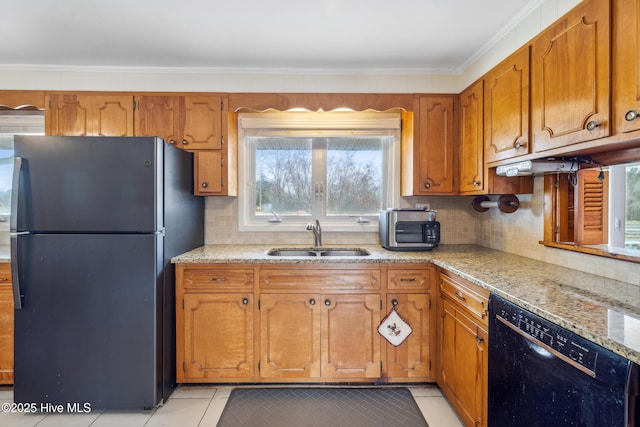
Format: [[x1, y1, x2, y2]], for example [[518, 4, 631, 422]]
[[237, 111, 401, 233]]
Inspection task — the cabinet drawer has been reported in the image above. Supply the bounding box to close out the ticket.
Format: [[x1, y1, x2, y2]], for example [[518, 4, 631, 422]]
[[386, 266, 432, 291], [183, 265, 253, 291], [258, 264, 380, 290], [439, 271, 489, 323]]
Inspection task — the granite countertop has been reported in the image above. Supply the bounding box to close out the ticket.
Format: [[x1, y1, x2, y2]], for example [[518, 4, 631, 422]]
[[173, 243, 640, 365]]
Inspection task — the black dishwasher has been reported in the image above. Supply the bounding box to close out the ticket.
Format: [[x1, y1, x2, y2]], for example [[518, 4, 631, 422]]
[[488, 293, 638, 427]]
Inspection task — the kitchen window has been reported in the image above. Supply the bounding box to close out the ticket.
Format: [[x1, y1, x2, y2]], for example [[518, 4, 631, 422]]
[[237, 111, 401, 232]]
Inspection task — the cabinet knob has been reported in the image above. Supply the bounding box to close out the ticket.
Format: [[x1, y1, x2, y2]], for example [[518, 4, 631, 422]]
[[392, 299, 399, 307], [201, 182, 208, 188], [168, 139, 176, 145], [242, 298, 249, 305], [476, 335, 485, 345], [181, 139, 188, 145], [309, 298, 316, 306], [324, 299, 331, 306], [472, 180, 481, 187], [424, 182, 431, 189], [586, 121, 599, 131], [514, 141, 525, 149], [626, 110, 639, 122]]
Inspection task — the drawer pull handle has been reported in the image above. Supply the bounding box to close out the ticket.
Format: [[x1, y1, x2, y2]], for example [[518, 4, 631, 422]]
[[400, 278, 417, 282], [454, 291, 466, 301], [209, 277, 227, 282], [0, 277, 7, 281], [242, 298, 249, 305]]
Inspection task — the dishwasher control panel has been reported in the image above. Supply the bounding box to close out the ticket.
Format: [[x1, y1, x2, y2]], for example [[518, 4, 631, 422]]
[[495, 301, 598, 373]]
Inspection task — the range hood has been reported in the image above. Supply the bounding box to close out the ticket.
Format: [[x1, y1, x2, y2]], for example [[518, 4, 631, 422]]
[[495, 160, 574, 177]]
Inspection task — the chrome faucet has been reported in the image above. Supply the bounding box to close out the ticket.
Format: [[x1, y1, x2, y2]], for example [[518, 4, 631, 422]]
[[306, 219, 322, 247]]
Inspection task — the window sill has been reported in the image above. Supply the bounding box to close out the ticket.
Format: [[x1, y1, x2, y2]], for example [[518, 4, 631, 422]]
[[540, 241, 640, 264]]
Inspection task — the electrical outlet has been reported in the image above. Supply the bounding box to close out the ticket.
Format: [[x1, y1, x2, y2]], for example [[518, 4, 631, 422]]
[[415, 203, 430, 210]]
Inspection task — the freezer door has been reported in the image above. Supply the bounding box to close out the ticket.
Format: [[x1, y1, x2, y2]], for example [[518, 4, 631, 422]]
[[13, 233, 164, 409], [13, 136, 163, 233]]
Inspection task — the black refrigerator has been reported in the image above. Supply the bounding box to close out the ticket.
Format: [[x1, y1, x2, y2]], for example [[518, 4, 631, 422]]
[[10, 136, 204, 409]]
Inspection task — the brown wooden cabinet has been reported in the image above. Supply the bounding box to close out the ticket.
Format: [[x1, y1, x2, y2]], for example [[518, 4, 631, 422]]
[[459, 80, 485, 194], [383, 264, 435, 382], [484, 46, 530, 163], [258, 264, 381, 382], [176, 264, 254, 382], [531, 0, 611, 152], [0, 264, 13, 385], [612, 0, 640, 138], [437, 269, 489, 427], [134, 94, 223, 151], [46, 93, 134, 136], [403, 96, 457, 195], [0, 90, 45, 110]]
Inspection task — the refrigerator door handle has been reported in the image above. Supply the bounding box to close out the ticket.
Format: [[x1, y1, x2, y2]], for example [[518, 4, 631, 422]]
[[11, 156, 22, 233], [11, 156, 24, 309], [10, 233, 25, 310]]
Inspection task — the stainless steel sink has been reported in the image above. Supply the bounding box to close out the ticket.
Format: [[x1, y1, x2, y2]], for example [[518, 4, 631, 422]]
[[267, 247, 370, 257]]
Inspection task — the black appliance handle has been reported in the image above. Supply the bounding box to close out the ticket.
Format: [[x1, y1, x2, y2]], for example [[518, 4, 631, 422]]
[[10, 156, 24, 310]]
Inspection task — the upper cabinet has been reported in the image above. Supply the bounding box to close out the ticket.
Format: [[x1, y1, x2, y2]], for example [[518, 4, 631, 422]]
[[612, 0, 640, 138], [135, 94, 223, 150], [46, 93, 134, 136], [403, 96, 457, 196], [531, 0, 611, 152], [459, 80, 485, 194], [484, 46, 530, 163]]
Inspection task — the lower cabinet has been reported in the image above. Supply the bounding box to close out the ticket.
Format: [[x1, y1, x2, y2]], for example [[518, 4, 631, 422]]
[[0, 264, 13, 385], [176, 264, 255, 382], [383, 265, 435, 382], [175, 262, 435, 384], [259, 293, 381, 381], [437, 269, 489, 427]]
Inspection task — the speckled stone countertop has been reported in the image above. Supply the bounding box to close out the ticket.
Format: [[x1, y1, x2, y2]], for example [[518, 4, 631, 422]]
[[173, 244, 640, 365]]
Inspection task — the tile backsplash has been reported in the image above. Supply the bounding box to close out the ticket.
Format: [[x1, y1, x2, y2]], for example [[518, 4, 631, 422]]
[[204, 196, 477, 246], [203, 176, 640, 288]]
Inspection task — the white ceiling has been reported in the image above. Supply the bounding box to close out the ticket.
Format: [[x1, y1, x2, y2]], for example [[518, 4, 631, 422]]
[[2, 0, 541, 75]]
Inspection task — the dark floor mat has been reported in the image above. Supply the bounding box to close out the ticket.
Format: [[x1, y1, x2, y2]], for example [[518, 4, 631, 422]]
[[216, 387, 429, 427]]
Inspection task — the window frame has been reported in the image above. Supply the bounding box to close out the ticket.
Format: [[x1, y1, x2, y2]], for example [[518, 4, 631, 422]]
[[237, 111, 401, 233]]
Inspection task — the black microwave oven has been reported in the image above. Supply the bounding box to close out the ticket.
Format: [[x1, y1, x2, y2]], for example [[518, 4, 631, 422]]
[[379, 208, 440, 251]]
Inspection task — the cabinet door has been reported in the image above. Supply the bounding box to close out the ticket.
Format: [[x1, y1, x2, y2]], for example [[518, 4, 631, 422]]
[[91, 95, 134, 136], [459, 80, 484, 194], [181, 95, 223, 150], [321, 294, 381, 379], [0, 268, 13, 385], [46, 93, 134, 136], [439, 298, 487, 427], [194, 151, 224, 195], [259, 293, 321, 379], [613, 0, 640, 136], [531, 0, 610, 152], [385, 294, 431, 381], [46, 93, 91, 136], [484, 46, 530, 163], [180, 293, 253, 381], [416, 96, 456, 194], [134, 96, 180, 144]]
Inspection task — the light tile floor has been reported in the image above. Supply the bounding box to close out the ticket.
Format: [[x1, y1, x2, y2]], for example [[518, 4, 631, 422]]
[[0, 384, 464, 426]]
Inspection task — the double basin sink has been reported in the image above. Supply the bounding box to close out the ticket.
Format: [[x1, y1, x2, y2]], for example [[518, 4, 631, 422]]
[[267, 247, 370, 257]]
